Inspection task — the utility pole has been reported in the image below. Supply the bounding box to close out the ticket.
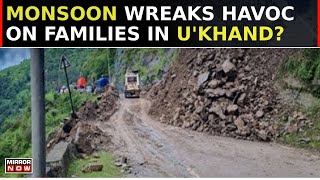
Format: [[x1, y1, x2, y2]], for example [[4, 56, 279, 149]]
[[31, 49, 46, 177], [108, 49, 111, 81]]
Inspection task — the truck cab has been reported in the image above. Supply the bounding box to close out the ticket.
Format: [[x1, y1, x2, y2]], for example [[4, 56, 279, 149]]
[[124, 71, 141, 98]]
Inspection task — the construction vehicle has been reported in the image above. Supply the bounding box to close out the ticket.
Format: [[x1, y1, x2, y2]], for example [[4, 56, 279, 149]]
[[124, 70, 141, 98]]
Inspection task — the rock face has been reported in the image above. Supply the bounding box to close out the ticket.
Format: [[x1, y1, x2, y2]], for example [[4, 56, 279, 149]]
[[81, 164, 103, 173], [46, 141, 77, 177], [148, 49, 309, 141]]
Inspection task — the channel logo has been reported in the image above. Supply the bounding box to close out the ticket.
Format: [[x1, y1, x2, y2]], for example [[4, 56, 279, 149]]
[[5, 158, 33, 174]]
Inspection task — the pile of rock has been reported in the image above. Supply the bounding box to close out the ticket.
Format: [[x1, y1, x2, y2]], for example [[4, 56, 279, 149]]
[[47, 87, 119, 153], [149, 48, 306, 141], [114, 156, 133, 174], [81, 164, 103, 173], [283, 111, 312, 134], [69, 122, 107, 154], [96, 87, 120, 121]]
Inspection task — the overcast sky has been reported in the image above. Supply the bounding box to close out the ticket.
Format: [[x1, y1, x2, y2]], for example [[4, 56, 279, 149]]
[[0, 49, 30, 70]]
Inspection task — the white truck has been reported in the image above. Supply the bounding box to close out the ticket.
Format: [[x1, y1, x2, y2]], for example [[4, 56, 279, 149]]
[[124, 71, 141, 98]]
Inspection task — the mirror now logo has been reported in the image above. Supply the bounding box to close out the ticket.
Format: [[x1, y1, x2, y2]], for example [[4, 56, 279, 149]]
[[5, 158, 33, 174]]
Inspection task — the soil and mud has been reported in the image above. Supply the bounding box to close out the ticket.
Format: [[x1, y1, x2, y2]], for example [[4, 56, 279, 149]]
[[98, 96, 320, 177]]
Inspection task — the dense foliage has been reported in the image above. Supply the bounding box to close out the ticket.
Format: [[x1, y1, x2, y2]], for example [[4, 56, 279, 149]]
[[0, 60, 31, 125], [117, 49, 178, 85], [283, 49, 320, 81], [0, 49, 96, 124], [44, 49, 96, 90], [0, 92, 95, 177], [0, 48, 177, 128], [80, 48, 178, 89], [282, 49, 320, 97], [280, 49, 320, 149]]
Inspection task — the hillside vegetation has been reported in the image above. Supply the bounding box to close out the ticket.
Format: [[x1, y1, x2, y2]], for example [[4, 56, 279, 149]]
[[279, 49, 320, 149], [0, 48, 177, 177], [0, 92, 95, 176], [0, 48, 177, 124], [281, 49, 320, 97], [0, 60, 30, 125], [0, 49, 94, 127], [81, 49, 178, 90]]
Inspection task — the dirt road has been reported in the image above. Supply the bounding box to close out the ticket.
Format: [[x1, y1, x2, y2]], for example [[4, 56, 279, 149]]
[[98, 97, 320, 177]]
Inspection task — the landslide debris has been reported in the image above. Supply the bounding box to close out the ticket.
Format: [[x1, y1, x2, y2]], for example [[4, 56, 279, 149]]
[[148, 49, 312, 141], [47, 87, 120, 155]]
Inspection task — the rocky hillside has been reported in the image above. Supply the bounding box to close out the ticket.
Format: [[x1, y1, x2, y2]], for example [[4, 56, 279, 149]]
[[148, 49, 313, 141]]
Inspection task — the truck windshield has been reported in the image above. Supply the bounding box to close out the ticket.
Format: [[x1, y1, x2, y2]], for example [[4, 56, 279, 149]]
[[127, 76, 137, 83]]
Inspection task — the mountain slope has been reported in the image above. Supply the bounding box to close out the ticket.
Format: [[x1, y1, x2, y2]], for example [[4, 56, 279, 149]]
[[0, 60, 30, 125]]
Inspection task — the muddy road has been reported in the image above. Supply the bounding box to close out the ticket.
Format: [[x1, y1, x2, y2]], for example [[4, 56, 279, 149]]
[[97, 97, 320, 177]]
